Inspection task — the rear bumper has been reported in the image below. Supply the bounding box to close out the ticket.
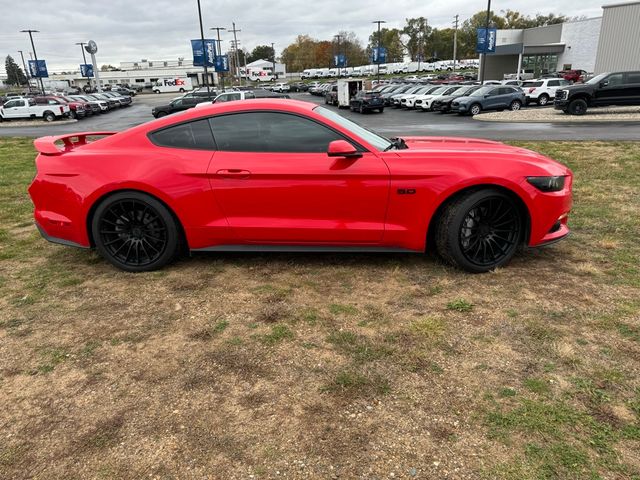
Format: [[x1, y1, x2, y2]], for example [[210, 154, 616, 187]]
[[35, 221, 88, 249]]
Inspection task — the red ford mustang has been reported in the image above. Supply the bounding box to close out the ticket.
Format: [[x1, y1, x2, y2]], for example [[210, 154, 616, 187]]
[[28, 99, 572, 273]]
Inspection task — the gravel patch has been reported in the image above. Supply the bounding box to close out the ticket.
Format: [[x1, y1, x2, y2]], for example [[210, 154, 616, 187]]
[[475, 105, 640, 123], [0, 118, 77, 128]]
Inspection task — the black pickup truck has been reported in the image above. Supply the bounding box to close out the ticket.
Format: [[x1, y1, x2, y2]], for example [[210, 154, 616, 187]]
[[554, 71, 640, 115]]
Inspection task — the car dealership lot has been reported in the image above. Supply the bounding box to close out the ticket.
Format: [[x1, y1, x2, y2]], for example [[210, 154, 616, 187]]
[[2, 92, 640, 141], [1, 136, 639, 478]]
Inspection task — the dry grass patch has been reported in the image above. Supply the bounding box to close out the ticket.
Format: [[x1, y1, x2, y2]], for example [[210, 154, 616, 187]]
[[0, 138, 639, 478]]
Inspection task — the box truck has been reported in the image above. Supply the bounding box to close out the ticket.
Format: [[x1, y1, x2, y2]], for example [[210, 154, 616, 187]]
[[152, 77, 193, 93]]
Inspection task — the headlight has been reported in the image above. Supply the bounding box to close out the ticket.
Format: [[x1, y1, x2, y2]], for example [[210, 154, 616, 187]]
[[527, 176, 566, 192]]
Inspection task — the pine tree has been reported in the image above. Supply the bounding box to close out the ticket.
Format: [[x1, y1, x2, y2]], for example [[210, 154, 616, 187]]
[[5, 55, 27, 86]]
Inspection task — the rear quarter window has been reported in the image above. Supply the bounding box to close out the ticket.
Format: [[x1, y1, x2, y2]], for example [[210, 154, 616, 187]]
[[149, 119, 216, 150]]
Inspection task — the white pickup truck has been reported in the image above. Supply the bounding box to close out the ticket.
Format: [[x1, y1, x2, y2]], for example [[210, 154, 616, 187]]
[[0, 97, 70, 122]]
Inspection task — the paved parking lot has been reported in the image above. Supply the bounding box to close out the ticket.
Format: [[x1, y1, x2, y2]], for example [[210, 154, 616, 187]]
[[2, 91, 640, 141]]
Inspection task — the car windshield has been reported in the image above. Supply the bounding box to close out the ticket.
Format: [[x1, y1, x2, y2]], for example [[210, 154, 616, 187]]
[[469, 87, 494, 97], [430, 87, 448, 95], [313, 106, 392, 152], [585, 72, 610, 85]]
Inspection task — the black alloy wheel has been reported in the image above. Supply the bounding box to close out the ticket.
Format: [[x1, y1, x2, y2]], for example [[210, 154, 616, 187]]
[[92, 192, 179, 272], [436, 189, 522, 272]]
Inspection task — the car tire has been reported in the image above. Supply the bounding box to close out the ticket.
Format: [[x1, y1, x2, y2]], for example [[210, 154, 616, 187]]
[[179, 88, 185, 93], [567, 98, 588, 115], [92, 191, 180, 272], [435, 189, 523, 273], [43, 111, 56, 122], [69, 110, 77, 120], [359, 105, 365, 114], [537, 94, 549, 106], [509, 100, 522, 111], [156, 111, 168, 118], [378, 108, 384, 113], [469, 103, 482, 115]]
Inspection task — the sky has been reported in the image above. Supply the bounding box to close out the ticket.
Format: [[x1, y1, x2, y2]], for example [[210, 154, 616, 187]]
[[0, 0, 605, 74]]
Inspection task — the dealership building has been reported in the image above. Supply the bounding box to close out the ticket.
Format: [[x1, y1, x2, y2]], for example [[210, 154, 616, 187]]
[[481, 0, 640, 80]]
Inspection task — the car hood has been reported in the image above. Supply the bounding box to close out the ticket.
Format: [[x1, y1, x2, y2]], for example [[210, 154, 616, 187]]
[[394, 136, 570, 175]]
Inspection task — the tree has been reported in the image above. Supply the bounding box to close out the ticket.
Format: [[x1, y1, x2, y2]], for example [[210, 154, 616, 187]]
[[100, 64, 119, 71], [428, 28, 456, 60], [401, 17, 432, 61], [247, 45, 274, 63], [5, 55, 27, 86], [333, 31, 368, 68], [457, 10, 507, 58], [367, 28, 404, 63], [502, 9, 567, 29], [281, 32, 367, 71]]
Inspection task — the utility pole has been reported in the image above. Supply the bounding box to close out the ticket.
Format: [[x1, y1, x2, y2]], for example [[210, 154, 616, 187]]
[[195, 0, 211, 97], [18, 50, 30, 91], [75, 42, 91, 90], [229, 22, 242, 86], [271, 42, 276, 81], [334, 34, 343, 77], [479, 0, 491, 84], [210, 27, 226, 91], [372, 20, 386, 84], [452, 15, 459, 74], [20, 29, 45, 94]]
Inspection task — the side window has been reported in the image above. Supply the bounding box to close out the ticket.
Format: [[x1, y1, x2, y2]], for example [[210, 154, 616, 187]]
[[15, 100, 26, 107], [486, 88, 500, 97], [209, 112, 345, 153], [4, 100, 16, 108], [244, 92, 255, 99], [606, 73, 624, 86], [625, 72, 640, 84], [547, 80, 560, 87], [149, 119, 216, 150], [172, 99, 183, 107]]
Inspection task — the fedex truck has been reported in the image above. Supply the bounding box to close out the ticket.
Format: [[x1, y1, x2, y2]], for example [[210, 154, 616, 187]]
[[152, 76, 193, 93]]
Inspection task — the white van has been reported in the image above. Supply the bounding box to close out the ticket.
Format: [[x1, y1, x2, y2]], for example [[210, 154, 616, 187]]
[[152, 77, 193, 93]]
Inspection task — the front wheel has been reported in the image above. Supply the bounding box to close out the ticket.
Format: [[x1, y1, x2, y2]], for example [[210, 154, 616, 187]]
[[359, 105, 365, 114], [92, 191, 180, 272], [509, 100, 522, 111], [43, 111, 56, 122], [568, 98, 587, 115], [469, 103, 482, 116], [435, 189, 523, 273], [378, 108, 384, 113]]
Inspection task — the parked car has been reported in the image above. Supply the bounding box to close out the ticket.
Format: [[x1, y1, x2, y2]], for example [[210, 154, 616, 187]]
[[325, 84, 338, 106], [87, 93, 119, 110], [554, 71, 640, 115], [28, 99, 573, 273], [349, 90, 384, 113], [521, 78, 571, 106], [288, 82, 309, 92], [432, 86, 481, 113], [400, 86, 440, 108], [35, 96, 87, 119], [272, 83, 291, 93], [208, 90, 290, 104], [101, 91, 132, 107], [152, 95, 211, 118], [70, 95, 109, 113], [380, 84, 412, 105], [452, 86, 526, 115], [111, 85, 136, 96], [0, 96, 69, 122], [59, 95, 97, 115], [390, 85, 425, 107], [560, 69, 588, 83]]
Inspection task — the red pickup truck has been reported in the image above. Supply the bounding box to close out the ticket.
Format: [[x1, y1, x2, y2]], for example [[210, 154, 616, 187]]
[[34, 96, 87, 119], [560, 69, 588, 83]]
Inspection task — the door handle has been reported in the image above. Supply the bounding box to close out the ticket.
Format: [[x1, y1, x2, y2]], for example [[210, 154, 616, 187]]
[[216, 169, 251, 179]]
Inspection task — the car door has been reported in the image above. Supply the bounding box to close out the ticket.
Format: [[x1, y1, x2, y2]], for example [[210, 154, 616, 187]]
[[622, 72, 640, 105], [207, 111, 390, 244], [482, 88, 502, 109], [594, 73, 626, 105]]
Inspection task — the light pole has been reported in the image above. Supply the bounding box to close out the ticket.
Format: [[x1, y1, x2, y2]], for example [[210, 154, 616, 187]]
[[17, 50, 30, 91], [334, 34, 343, 77], [271, 42, 276, 81], [210, 27, 226, 91], [20, 29, 45, 94], [195, 0, 211, 97], [75, 42, 92, 91], [479, 0, 491, 84], [452, 15, 459, 74], [372, 20, 386, 84], [229, 23, 242, 86]]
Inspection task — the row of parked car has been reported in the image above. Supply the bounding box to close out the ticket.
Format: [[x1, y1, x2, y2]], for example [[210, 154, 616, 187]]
[[0, 90, 134, 122]]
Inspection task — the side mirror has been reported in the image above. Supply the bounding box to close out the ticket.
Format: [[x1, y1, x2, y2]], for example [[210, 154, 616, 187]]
[[327, 140, 362, 159], [600, 80, 609, 88]]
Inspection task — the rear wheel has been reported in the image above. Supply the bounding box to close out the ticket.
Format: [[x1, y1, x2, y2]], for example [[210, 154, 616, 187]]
[[568, 98, 587, 115], [43, 111, 55, 122], [537, 94, 549, 106], [92, 192, 180, 272], [435, 189, 522, 273], [69, 110, 77, 120]]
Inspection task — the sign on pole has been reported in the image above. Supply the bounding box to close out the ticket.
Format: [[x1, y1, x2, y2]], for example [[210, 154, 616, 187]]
[[214, 55, 230, 72], [28, 59, 48, 78], [334, 54, 347, 67], [191, 39, 217, 67], [476, 28, 497, 53], [371, 47, 386, 63], [80, 64, 94, 78]]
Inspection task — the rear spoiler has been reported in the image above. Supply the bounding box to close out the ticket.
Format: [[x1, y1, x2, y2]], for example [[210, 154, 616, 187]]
[[34, 131, 117, 156]]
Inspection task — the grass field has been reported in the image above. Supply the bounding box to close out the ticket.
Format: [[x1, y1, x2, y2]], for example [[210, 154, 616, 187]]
[[0, 138, 639, 479]]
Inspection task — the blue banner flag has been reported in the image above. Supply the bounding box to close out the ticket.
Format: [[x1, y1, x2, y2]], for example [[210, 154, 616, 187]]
[[191, 39, 217, 67], [371, 47, 386, 63], [476, 28, 497, 53], [28, 59, 48, 78], [215, 55, 230, 72], [80, 64, 94, 77], [334, 54, 347, 67]]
